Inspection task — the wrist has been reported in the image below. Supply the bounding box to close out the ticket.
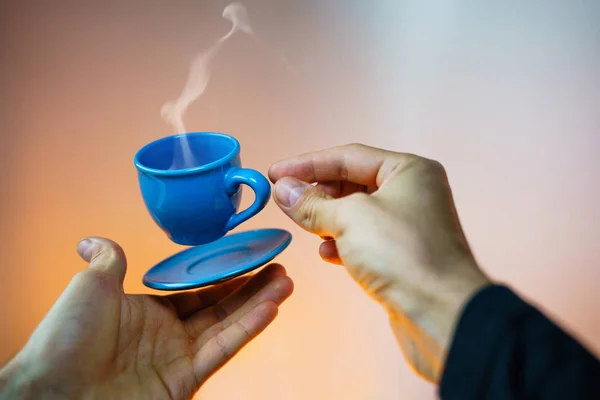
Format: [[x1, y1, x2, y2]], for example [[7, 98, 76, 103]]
[[0, 356, 34, 400], [384, 261, 491, 363], [0, 353, 68, 400]]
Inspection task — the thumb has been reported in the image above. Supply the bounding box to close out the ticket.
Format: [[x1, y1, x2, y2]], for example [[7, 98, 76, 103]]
[[76, 237, 127, 286], [273, 177, 340, 236]]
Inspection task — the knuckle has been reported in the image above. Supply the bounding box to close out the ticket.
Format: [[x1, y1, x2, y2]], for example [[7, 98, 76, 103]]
[[414, 157, 446, 178], [428, 159, 446, 174], [346, 142, 367, 151], [296, 191, 327, 232], [344, 142, 369, 158], [212, 303, 229, 323], [412, 159, 451, 194], [233, 321, 252, 341], [422, 157, 445, 172], [214, 332, 232, 360], [91, 243, 125, 268], [91, 245, 112, 263]]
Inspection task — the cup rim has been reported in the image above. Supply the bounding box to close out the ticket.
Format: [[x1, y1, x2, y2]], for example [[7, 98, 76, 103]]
[[134, 132, 240, 176]]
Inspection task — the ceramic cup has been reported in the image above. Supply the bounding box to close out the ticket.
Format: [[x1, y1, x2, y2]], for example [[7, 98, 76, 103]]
[[134, 132, 271, 246]]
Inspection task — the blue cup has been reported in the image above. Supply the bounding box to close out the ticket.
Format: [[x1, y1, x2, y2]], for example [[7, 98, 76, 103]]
[[134, 132, 271, 246]]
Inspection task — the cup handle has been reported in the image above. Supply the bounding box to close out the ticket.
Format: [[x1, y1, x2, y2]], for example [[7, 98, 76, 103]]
[[224, 167, 271, 232]]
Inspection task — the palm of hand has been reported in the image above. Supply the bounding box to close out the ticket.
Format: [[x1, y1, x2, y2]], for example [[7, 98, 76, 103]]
[[16, 241, 292, 400], [92, 292, 208, 400], [83, 292, 199, 400]]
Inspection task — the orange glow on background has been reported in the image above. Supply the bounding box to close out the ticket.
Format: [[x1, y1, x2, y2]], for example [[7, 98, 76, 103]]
[[1, 2, 599, 399]]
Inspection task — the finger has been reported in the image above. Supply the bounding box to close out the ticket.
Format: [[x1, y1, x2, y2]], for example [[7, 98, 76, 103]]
[[269, 143, 414, 187], [194, 300, 278, 383], [319, 240, 343, 265], [165, 276, 250, 320], [192, 274, 293, 350], [185, 264, 289, 337], [31, 238, 126, 348], [315, 181, 377, 198], [213, 264, 287, 315], [273, 177, 341, 237], [76, 237, 127, 287]]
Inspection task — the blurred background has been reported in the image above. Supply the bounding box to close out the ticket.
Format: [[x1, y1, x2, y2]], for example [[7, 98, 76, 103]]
[[1, 0, 599, 398]]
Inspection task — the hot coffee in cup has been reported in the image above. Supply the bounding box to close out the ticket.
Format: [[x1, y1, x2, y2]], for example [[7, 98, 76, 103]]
[[134, 132, 271, 246]]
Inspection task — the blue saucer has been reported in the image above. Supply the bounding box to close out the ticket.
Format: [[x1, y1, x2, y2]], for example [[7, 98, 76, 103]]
[[143, 228, 292, 291]]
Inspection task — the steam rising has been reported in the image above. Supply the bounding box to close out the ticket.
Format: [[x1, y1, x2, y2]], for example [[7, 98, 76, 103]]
[[161, 2, 256, 169]]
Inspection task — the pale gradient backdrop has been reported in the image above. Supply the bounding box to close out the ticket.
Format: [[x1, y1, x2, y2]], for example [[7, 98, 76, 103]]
[[1, 1, 599, 399]]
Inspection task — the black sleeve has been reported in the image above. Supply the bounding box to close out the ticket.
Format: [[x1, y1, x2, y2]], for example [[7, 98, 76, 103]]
[[439, 285, 600, 399]]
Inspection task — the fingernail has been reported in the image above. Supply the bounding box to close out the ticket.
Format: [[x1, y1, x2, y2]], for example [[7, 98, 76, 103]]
[[77, 239, 97, 261], [276, 178, 308, 208]]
